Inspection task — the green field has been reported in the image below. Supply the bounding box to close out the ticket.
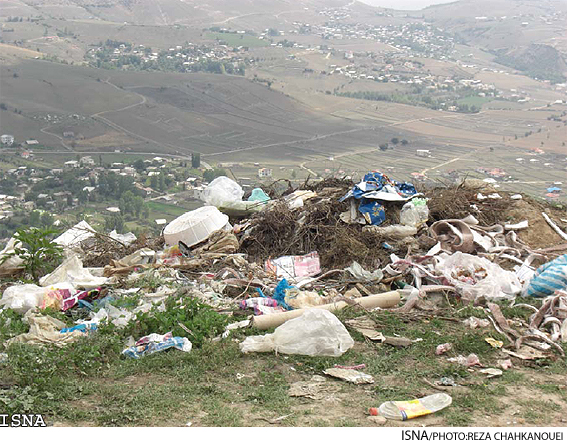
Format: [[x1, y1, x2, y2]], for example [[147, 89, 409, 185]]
[[147, 200, 200, 219], [456, 95, 493, 107], [205, 32, 269, 48]]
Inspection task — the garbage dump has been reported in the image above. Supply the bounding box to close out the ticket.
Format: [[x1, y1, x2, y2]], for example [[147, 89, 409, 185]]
[[1, 171, 567, 425]]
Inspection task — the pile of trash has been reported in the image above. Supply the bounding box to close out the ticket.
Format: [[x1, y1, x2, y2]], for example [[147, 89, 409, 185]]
[[1, 172, 567, 420]]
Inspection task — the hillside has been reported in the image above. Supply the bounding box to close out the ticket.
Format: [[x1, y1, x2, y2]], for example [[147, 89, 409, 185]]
[[495, 44, 567, 83], [0, 58, 364, 159]]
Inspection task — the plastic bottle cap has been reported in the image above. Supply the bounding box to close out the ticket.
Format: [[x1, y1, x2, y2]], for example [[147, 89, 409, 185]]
[[369, 407, 379, 416]]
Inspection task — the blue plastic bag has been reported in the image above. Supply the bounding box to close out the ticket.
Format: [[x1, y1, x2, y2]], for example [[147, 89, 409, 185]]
[[525, 254, 567, 298]]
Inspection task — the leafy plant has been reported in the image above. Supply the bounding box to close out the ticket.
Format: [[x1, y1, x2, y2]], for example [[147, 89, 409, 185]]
[[0, 227, 63, 284], [122, 292, 228, 347]]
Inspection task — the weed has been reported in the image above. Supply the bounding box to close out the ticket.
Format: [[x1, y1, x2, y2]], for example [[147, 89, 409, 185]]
[[0, 227, 63, 283], [121, 291, 228, 347]]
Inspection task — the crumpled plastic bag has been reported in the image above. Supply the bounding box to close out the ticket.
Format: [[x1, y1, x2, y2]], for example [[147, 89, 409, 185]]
[[0, 282, 78, 314], [109, 230, 137, 246], [202, 176, 244, 207], [435, 252, 521, 302], [400, 198, 429, 228], [0, 237, 24, 275], [0, 284, 46, 314], [240, 309, 354, 356]]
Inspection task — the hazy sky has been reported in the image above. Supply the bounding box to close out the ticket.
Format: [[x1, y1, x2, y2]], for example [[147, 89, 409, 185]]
[[358, 0, 457, 10]]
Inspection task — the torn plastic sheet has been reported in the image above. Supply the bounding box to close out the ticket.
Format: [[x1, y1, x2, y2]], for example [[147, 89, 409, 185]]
[[346, 261, 383, 282], [53, 220, 96, 248], [40, 255, 108, 289]]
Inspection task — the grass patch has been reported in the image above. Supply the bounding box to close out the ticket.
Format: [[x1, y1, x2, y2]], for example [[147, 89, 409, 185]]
[[205, 32, 269, 48]]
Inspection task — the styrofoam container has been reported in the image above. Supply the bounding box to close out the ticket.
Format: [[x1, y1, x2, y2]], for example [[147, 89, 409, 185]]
[[163, 206, 229, 247]]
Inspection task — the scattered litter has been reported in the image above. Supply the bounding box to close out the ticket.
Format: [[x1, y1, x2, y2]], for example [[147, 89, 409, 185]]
[[400, 198, 429, 228], [345, 317, 385, 341], [480, 368, 503, 378], [435, 252, 521, 302], [288, 376, 337, 400], [438, 377, 456, 386], [323, 367, 374, 384], [498, 359, 513, 370], [435, 343, 452, 355], [40, 255, 108, 289], [346, 261, 383, 282], [462, 317, 490, 329], [53, 220, 96, 249], [447, 354, 482, 367], [485, 337, 503, 349], [383, 336, 412, 347], [502, 347, 547, 360], [122, 332, 192, 359], [370, 393, 452, 420]]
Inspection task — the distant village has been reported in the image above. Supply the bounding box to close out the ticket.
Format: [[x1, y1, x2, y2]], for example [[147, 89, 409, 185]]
[[0, 134, 277, 238]]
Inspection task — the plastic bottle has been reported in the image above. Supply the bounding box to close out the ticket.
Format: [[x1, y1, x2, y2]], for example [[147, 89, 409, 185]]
[[369, 393, 452, 420]]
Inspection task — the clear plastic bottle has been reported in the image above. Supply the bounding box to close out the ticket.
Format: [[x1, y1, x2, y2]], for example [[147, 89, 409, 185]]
[[369, 393, 452, 421]]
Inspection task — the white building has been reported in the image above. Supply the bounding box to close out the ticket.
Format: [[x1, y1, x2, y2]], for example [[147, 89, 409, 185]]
[[258, 168, 273, 178], [1, 135, 14, 146]]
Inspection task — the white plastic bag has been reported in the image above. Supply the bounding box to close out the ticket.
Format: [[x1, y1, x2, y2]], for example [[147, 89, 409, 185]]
[[0, 237, 24, 275], [400, 198, 429, 228], [202, 176, 244, 207], [434, 252, 521, 302], [0, 284, 46, 314], [240, 309, 354, 356]]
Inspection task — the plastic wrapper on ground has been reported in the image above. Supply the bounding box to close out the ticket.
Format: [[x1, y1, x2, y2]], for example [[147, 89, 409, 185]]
[[240, 309, 354, 357]]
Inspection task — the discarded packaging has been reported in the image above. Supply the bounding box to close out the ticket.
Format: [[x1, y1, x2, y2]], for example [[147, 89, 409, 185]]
[[346, 261, 383, 282], [323, 367, 374, 384], [480, 368, 503, 378], [448, 354, 481, 367], [6, 312, 84, 347], [363, 224, 418, 239], [462, 317, 490, 329], [485, 337, 503, 349], [370, 393, 452, 420], [240, 309, 354, 357], [265, 252, 321, 280]]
